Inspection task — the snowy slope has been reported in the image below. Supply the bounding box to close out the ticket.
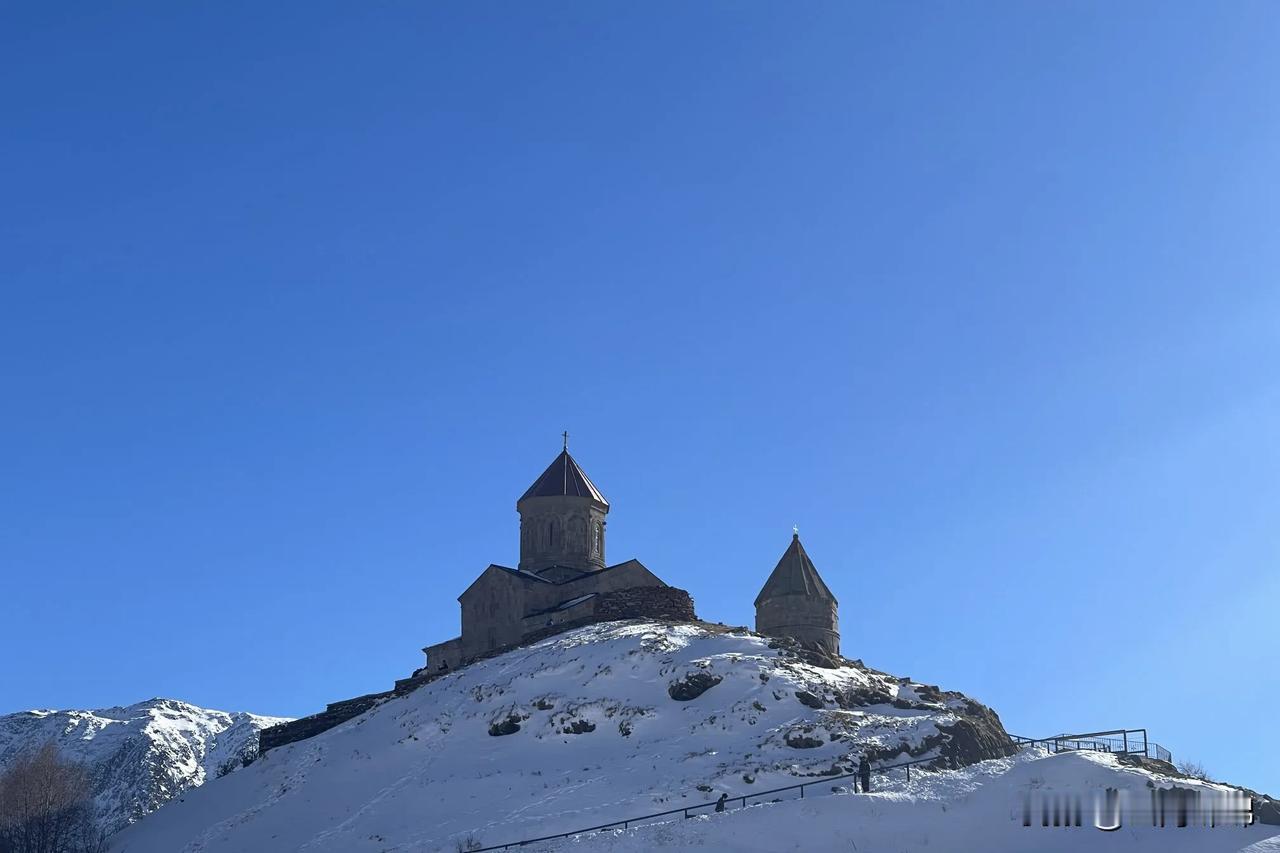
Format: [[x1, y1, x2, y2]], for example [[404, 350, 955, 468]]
[[106, 622, 1280, 852], [108, 621, 1005, 852], [0, 698, 289, 836], [562, 749, 1280, 853]]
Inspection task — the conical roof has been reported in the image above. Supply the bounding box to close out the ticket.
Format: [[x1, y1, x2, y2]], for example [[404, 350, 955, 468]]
[[754, 533, 836, 606], [518, 450, 608, 507]]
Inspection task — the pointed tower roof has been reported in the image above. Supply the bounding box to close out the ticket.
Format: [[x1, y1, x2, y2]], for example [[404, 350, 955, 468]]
[[518, 450, 609, 507], [754, 533, 836, 607]]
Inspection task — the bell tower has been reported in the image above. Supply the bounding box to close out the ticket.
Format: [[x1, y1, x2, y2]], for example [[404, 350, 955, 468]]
[[516, 437, 609, 575]]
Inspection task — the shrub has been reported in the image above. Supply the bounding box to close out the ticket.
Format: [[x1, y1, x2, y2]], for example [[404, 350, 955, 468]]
[[1176, 759, 1212, 781]]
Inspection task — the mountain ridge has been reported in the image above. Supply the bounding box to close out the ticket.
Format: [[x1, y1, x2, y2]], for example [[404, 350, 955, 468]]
[[0, 697, 290, 837]]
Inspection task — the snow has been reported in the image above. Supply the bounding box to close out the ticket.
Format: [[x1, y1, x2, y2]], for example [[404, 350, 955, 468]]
[[105, 622, 1280, 852]]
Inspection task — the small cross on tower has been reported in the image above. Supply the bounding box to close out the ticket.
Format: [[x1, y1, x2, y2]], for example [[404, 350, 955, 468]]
[[562, 430, 569, 451]]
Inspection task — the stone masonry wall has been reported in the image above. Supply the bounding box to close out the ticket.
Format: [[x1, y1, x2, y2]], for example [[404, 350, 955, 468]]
[[259, 691, 392, 754], [594, 585, 696, 621]]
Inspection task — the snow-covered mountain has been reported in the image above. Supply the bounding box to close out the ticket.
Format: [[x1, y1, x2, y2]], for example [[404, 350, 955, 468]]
[[0, 698, 290, 836], [105, 620, 1280, 853]]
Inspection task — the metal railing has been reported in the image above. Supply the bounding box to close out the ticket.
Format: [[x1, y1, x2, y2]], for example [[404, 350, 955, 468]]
[[1009, 729, 1171, 764], [467, 752, 951, 852]]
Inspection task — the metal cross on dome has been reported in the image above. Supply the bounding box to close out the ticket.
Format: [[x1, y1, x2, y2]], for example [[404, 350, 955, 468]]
[[562, 430, 569, 451]]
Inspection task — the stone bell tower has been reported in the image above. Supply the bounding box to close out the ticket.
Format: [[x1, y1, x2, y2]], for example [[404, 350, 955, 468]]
[[755, 532, 840, 657], [516, 438, 608, 575]]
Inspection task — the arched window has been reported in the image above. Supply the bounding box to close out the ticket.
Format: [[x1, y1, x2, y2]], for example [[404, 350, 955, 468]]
[[594, 523, 602, 555], [547, 520, 556, 549]]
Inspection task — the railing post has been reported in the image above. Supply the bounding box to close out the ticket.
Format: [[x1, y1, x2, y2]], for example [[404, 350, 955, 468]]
[[906, 764, 911, 782], [1123, 731, 1128, 753]]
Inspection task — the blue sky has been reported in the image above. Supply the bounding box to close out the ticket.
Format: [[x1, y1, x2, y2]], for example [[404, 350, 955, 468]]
[[2, 3, 1277, 794]]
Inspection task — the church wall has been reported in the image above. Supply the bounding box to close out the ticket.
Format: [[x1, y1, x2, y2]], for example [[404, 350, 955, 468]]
[[518, 586, 697, 647], [520, 595, 598, 636], [453, 561, 673, 666], [422, 636, 463, 672], [459, 568, 529, 661], [513, 560, 659, 615], [560, 559, 663, 594], [535, 565, 590, 583]]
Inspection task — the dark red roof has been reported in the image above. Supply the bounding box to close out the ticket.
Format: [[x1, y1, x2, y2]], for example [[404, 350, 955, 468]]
[[754, 534, 837, 606], [518, 450, 608, 506]]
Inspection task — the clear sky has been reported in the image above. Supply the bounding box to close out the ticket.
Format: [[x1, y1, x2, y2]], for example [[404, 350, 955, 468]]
[[2, 3, 1277, 795]]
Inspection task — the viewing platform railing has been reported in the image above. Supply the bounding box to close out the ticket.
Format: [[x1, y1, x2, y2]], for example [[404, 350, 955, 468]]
[[1009, 728, 1172, 764]]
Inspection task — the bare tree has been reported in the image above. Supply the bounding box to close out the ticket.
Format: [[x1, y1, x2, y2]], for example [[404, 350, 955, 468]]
[[0, 743, 106, 853], [1176, 759, 1212, 781]]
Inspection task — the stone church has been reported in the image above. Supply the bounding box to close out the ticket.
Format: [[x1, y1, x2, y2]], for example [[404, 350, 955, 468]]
[[422, 445, 690, 671], [423, 444, 841, 672], [264, 443, 843, 755]]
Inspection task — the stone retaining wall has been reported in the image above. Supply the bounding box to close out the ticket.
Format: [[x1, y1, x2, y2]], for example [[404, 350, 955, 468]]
[[258, 691, 393, 754]]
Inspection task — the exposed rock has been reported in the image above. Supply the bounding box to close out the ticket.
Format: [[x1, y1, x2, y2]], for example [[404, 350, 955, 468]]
[[936, 715, 1016, 766], [1118, 754, 1280, 826], [487, 715, 523, 737], [667, 672, 723, 701], [785, 733, 825, 749], [832, 686, 896, 709], [795, 690, 825, 710], [1253, 795, 1280, 826]]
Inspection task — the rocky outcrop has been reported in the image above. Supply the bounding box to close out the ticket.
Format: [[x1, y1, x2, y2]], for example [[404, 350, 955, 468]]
[[1115, 754, 1280, 826], [488, 714, 524, 737], [667, 672, 723, 701]]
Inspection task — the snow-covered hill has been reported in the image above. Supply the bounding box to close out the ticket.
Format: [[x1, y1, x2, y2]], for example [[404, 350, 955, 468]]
[[0, 698, 289, 836], [104, 622, 1280, 852]]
